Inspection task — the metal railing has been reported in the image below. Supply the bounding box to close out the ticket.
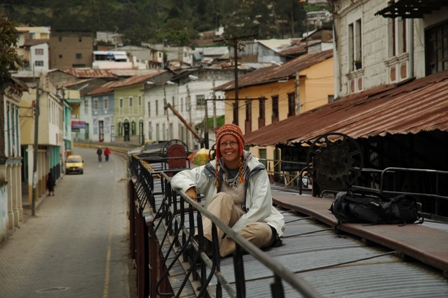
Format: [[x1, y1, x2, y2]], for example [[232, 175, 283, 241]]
[[128, 155, 321, 298]]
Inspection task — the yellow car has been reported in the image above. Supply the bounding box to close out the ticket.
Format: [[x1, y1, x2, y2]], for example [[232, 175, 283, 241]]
[[65, 155, 84, 174]]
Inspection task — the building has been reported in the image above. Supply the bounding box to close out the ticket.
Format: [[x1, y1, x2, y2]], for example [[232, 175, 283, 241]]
[[0, 79, 28, 242], [50, 31, 94, 69], [15, 26, 51, 77], [244, 0, 448, 217], [215, 50, 334, 167], [18, 73, 64, 208]]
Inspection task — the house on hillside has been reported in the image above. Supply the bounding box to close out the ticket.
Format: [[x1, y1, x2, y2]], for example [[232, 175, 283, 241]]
[[231, 39, 294, 64], [15, 26, 50, 77], [50, 31, 94, 69], [244, 0, 448, 218]]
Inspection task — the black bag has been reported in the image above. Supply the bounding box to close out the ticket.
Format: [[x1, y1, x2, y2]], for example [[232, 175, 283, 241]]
[[330, 188, 422, 225]]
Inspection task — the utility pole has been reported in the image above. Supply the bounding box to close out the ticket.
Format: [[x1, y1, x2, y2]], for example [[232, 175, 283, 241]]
[[214, 34, 256, 126], [32, 78, 40, 216]]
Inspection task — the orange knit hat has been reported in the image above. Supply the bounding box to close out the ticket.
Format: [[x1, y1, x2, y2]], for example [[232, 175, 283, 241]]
[[215, 124, 245, 159], [215, 124, 245, 188]]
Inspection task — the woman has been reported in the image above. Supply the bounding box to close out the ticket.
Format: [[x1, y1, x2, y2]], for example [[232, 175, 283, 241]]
[[171, 124, 284, 257], [46, 173, 55, 196]]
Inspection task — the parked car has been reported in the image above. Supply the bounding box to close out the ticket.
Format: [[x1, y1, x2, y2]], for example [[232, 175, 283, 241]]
[[65, 155, 84, 174]]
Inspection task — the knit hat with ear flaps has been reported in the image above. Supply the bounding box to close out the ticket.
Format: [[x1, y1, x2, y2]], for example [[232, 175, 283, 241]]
[[215, 124, 245, 160], [215, 124, 245, 188]]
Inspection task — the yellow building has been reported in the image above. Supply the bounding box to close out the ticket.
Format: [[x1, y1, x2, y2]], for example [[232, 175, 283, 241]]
[[215, 49, 334, 171], [19, 74, 64, 205]]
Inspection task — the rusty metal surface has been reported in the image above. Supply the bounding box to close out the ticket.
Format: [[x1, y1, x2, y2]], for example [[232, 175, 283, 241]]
[[215, 49, 333, 91], [53, 68, 117, 78], [272, 188, 448, 274], [245, 71, 448, 146], [144, 162, 448, 297], [87, 81, 116, 95], [107, 71, 166, 88]]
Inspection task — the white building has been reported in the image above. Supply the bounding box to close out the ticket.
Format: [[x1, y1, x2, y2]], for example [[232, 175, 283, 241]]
[[332, 0, 448, 97]]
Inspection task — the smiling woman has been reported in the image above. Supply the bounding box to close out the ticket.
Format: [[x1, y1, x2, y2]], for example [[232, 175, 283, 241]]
[[171, 123, 285, 258]]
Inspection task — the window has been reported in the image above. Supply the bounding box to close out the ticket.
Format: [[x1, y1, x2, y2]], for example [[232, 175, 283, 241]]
[[258, 97, 266, 128], [148, 102, 151, 116], [259, 98, 265, 119], [84, 98, 89, 113], [131, 120, 136, 135], [245, 101, 251, 121], [172, 96, 175, 107], [76, 53, 82, 59], [59, 36, 62, 42], [59, 54, 63, 59], [35, 61, 44, 66], [35, 48, 43, 55], [163, 97, 167, 115], [119, 98, 123, 108], [103, 97, 109, 110], [30, 33, 35, 39], [79, 37, 82, 42], [129, 97, 133, 107], [138, 96, 142, 106], [196, 95, 205, 108], [245, 100, 252, 133], [93, 98, 99, 110], [272, 96, 279, 119], [426, 22, 448, 75], [287, 93, 295, 117], [259, 148, 267, 168], [118, 121, 122, 136], [328, 95, 335, 103], [181, 98, 183, 112], [156, 100, 159, 115], [349, 19, 362, 70]]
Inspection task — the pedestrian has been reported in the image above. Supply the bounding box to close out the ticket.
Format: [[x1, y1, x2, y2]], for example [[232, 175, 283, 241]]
[[104, 147, 111, 162], [170, 124, 285, 257], [46, 173, 55, 196], [97, 146, 103, 162]]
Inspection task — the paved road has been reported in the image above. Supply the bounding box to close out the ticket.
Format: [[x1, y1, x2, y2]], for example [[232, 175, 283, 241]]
[[0, 147, 133, 298]]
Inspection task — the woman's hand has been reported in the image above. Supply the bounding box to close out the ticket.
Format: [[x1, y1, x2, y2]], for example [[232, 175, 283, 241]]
[[185, 187, 197, 201]]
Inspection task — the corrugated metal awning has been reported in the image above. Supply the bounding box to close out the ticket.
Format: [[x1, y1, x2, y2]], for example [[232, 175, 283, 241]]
[[245, 71, 448, 147]]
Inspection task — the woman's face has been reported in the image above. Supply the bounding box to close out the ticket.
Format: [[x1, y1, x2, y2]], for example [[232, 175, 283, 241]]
[[219, 134, 240, 169]]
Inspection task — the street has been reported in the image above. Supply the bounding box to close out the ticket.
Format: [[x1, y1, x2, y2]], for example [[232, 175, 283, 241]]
[[0, 147, 134, 298]]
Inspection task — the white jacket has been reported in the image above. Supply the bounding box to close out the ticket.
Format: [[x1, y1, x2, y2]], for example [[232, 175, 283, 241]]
[[170, 152, 285, 237]]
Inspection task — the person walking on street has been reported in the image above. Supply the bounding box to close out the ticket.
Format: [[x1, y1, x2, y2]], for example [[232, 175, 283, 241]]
[[104, 147, 111, 162], [97, 147, 103, 162], [46, 173, 55, 196], [170, 124, 285, 257]]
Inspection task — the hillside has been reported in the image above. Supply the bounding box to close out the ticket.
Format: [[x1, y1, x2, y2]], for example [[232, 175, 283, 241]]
[[0, 0, 325, 46]]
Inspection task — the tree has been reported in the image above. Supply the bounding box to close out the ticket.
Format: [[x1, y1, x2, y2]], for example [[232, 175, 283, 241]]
[[0, 18, 22, 88]]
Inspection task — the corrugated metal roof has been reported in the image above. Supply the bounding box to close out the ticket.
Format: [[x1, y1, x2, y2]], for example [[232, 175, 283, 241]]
[[54, 69, 117, 78], [245, 71, 448, 146], [106, 71, 166, 89], [215, 49, 333, 91], [87, 81, 116, 95], [56, 78, 95, 89], [21, 39, 49, 47], [109, 69, 162, 77]]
